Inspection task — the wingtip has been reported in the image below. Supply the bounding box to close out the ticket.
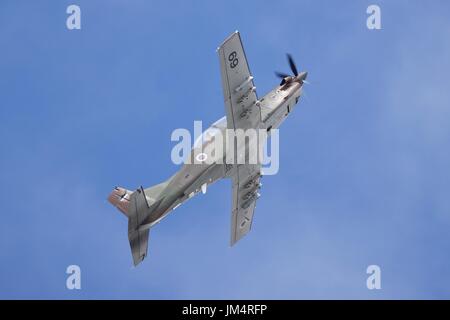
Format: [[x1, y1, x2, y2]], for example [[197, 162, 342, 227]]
[[218, 30, 240, 49], [132, 255, 146, 267]]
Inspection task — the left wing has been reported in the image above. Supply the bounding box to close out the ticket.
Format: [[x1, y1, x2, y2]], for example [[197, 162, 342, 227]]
[[230, 164, 262, 245], [217, 31, 260, 130]]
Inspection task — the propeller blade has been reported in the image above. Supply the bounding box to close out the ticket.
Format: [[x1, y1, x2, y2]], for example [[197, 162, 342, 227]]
[[303, 80, 310, 85], [275, 71, 290, 79], [287, 54, 298, 76]]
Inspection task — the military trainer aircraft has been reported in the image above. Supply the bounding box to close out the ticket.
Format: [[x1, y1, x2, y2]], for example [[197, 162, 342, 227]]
[[108, 31, 308, 266]]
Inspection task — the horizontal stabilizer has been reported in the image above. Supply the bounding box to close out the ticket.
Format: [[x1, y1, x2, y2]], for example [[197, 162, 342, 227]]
[[127, 187, 152, 266], [128, 224, 149, 266], [108, 187, 133, 217]]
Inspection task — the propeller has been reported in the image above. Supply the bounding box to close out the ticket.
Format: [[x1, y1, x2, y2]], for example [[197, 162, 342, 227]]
[[275, 71, 290, 79], [275, 54, 300, 85], [275, 71, 290, 85], [287, 54, 298, 76]]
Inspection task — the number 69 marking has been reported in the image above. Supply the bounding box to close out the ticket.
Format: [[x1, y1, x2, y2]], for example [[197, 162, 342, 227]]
[[228, 51, 239, 68]]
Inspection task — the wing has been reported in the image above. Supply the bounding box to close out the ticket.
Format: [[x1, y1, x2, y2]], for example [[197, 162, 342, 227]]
[[230, 164, 262, 245], [217, 31, 260, 130], [218, 32, 263, 245]]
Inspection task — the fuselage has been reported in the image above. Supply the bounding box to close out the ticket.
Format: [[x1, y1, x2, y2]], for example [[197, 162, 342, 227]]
[[142, 80, 303, 227]]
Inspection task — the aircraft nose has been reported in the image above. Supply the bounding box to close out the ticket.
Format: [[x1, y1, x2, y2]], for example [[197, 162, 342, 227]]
[[300, 71, 308, 81]]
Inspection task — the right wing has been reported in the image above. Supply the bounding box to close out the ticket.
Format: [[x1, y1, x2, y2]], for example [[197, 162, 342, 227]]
[[217, 31, 260, 130], [230, 164, 262, 245]]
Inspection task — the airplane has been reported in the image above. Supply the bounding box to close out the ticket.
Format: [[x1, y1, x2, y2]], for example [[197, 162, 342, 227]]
[[108, 31, 308, 266]]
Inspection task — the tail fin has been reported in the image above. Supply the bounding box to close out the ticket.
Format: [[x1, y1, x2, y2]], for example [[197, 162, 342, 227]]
[[108, 183, 167, 266], [108, 182, 167, 217]]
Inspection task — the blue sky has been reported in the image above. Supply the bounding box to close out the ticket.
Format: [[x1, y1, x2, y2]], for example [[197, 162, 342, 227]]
[[1, 0, 450, 299]]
